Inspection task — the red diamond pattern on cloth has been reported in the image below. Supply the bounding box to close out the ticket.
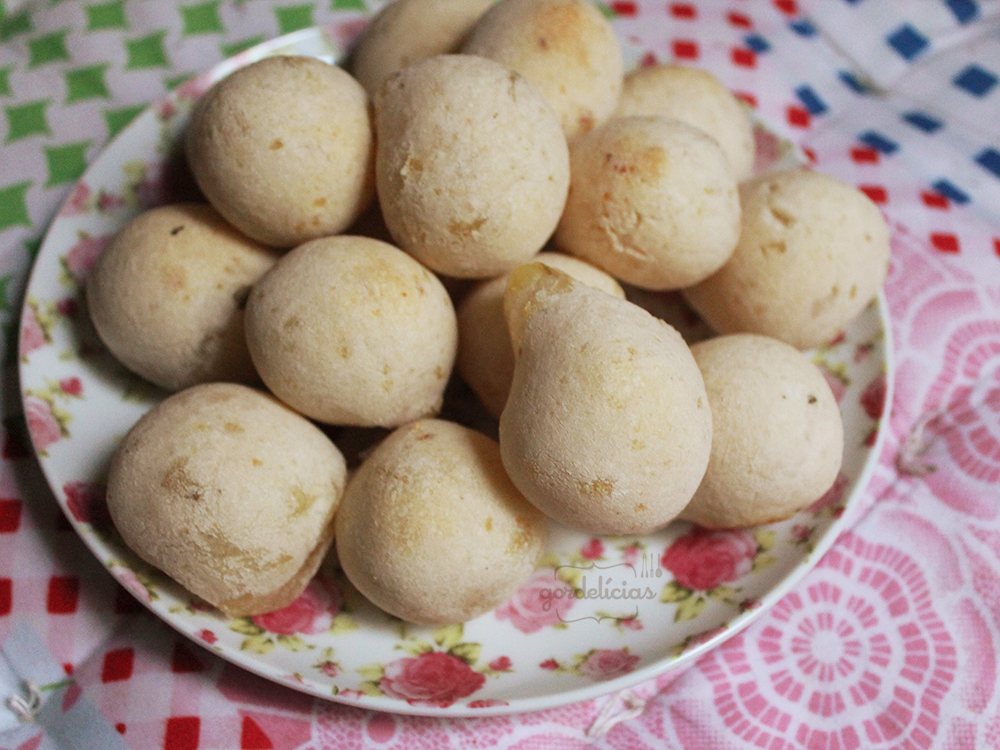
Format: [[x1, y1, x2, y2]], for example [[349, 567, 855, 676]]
[[0, 579, 11, 616], [670, 3, 696, 19], [931, 232, 960, 253], [46, 575, 79, 614], [732, 47, 756, 67], [165, 716, 201, 750], [851, 147, 880, 164], [101, 647, 135, 682], [787, 104, 811, 128], [994, 238, 1000, 257], [922, 191, 950, 209], [171, 640, 206, 673], [774, 0, 798, 15], [728, 11, 752, 28], [240, 717, 274, 750], [0, 499, 21, 532], [860, 185, 889, 204], [610, 1, 636, 16], [673, 40, 699, 59]]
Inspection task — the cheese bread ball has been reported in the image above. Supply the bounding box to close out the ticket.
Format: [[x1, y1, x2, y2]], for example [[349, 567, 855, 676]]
[[681, 334, 844, 528], [682, 169, 890, 350], [616, 64, 756, 181], [336, 419, 548, 624], [499, 264, 712, 535], [462, 0, 623, 140], [244, 235, 457, 427], [185, 55, 375, 248], [351, 0, 493, 97], [375, 54, 570, 278], [107, 382, 347, 617], [555, 116, 741, 290], [457, 251, 625, 419], [86, 203, 280, 391]]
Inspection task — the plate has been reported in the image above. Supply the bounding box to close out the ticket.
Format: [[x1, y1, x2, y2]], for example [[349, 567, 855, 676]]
[[17, 23, 893, 717]]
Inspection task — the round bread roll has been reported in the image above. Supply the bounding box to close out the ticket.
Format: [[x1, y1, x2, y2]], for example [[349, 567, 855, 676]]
[[555, 116, 741, 290], [457, 251, 625, 419], [681, 334, 844, 528], [106, 382, 347, 617], [616, 64, 756, 181], [682, 169, 891, 350], [375, 54, 570, 278], [499, 263, 712, 535], [185, 55, 375, 248], [86, 203, 280, 391], [244, 235, 457, 427], [351, 0, 493, 97], [336, 419, 548, 624], [462, 0, 624, 140]]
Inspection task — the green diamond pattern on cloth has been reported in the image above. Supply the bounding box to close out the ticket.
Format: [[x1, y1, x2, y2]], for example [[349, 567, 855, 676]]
[[44, 141, 91, 186], [275, 5, 314, 34], [103, 103, 145, 137], [182, 1, 224, 35], [125, 31, 169, 68], [0, 67, 11, 96], [0, 11, 32, 42], [331, 0, 366, 11], [5, 99, 50, 142], [86, 1, 129, 31], [28, 30, 71, 67], [221, 35, 265, 57], [65, 64, 111, 102], [0, 181, 31, 231]]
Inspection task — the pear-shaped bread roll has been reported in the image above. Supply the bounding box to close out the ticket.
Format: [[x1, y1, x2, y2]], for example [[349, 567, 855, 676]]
[[106, 383, 347, 617], [499, 263, 712, 535]]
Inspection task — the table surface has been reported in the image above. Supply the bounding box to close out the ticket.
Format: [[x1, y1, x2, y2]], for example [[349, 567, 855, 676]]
[[1, 0, 999, 748]]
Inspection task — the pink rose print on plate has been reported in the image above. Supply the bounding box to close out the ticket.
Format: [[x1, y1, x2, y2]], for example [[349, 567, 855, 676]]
[[63, 481, 110, 527], [662, 527, 758, 591], [252, 577, 341, 635], [687, 531, 955, 750], [24, 395, 63, 453], [379, 651, 486, 708], [495, 568, 575, 633], [20, 304, 46, 358], [578, 648, 640, 680], [62, 232, 111, 284]]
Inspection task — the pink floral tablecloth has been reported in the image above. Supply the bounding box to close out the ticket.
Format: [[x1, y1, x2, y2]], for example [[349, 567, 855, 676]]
[[1, 0, 999, 748]]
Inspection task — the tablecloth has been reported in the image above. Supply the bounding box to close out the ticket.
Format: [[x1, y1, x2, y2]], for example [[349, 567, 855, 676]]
[[1, 0, 998, 748]]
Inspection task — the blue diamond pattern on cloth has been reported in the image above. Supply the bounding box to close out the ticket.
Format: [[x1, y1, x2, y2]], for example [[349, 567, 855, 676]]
[[859, 130, 899, 154], [953, 64, 998, 97], [945, 0, 979, 24], [902, 110, 944, 133], [789, 19, 817, 37], [931, 178, 971, 204], [795, 84, 828, 114], [974, 148, 1000, 178], [744, 34, 770, 53], [887, 24, 930, 61]]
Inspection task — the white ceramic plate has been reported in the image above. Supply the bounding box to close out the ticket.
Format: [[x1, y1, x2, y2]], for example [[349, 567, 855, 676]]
[[18, 23, 893, 717]]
